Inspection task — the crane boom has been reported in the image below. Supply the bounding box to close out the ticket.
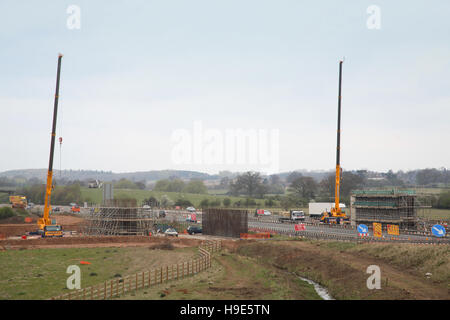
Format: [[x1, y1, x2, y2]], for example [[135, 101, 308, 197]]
[[320, 60, 349, 224], [334, 60, 343, 214], [38, 54, 63, 231]]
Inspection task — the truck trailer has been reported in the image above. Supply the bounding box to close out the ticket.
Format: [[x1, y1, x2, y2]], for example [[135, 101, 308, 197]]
[[309, 202, 346, 218]]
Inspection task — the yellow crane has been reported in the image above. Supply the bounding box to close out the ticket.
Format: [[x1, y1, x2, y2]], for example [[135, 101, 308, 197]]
[[321, 60, 350, 225], [37, 54, 64, 237]]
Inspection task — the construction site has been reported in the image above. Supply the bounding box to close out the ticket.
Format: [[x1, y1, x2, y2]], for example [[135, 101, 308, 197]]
[[1, 40, 449, 304]]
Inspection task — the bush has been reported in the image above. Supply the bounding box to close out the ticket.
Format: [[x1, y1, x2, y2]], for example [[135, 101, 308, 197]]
[[209, 199, 221, 207], [175, 199, 193, 207], [436, 192, 450, 209], [200, 199, 209, 208], [264, 198, 275, 207], [0, 207, 15, 220], [244, 198, 257, 207], [223, 198, 231, 207]]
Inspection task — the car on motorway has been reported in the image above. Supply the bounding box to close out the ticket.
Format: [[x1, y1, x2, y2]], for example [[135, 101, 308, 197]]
[[164, 228, 178, 237], [52, 207, 61, 212], [142, 205, 151, 210], [186, 206, 196, 212], [158, 210, 166, 218], [187, 226, 202, 235]]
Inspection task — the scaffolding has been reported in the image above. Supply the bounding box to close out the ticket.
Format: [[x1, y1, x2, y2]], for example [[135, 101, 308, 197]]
[[351, 190, 418, 229], [83, 207, 155, 236]]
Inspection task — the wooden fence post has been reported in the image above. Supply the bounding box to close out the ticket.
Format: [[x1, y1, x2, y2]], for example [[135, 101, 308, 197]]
[[149, 271, 152, 287], [136, 273, 138, 291]]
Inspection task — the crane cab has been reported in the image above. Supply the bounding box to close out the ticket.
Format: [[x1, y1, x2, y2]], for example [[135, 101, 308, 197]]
[[320, 207, 350, 225], [42, 224, 63, 237]]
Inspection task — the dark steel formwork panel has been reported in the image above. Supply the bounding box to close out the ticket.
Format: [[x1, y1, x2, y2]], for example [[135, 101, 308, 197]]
[[203, 208, 248, 238]]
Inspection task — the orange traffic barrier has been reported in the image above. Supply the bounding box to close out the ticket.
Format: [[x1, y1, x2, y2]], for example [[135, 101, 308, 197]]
[[80, 261, 91, 265], [183, 229, 188, 234], [24, 217, 33, 223], [240, 232, 271, 239]]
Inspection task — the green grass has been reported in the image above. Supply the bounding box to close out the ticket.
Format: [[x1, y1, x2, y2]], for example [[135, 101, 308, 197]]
[[0, 246, 197, 300], [116, 252, 321, 300], [418, 208, 450, 220], [413, 187, 450, 195]]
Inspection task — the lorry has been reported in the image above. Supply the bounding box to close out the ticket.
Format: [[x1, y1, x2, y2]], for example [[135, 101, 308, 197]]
[[255, 209, 272, 217], [309, 203, 346, 219], [278, 210, 306, 223], [9, 195, 27, 209]]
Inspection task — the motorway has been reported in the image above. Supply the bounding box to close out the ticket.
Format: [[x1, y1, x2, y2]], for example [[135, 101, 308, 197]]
[[14, 205, 448, 243], [162, 210, 448, 243]]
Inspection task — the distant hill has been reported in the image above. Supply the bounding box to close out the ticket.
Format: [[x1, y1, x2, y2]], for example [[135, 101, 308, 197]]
[[0, 169, 219, 183]]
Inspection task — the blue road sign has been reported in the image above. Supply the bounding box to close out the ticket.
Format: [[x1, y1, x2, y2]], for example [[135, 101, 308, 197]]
[[357, 224, 368, 234], [431, 225, 446, 237]]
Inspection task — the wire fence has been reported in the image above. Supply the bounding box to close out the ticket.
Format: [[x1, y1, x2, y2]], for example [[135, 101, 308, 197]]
[[49, 240, 221, 300]]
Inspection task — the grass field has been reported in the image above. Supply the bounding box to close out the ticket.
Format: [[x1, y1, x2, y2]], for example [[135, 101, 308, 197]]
[[0, 246, 197, 300], [418, 208, 450, 220], [116, 251, 321, 300], [1, 239, 448, 300], [117, 239, 450, 300]]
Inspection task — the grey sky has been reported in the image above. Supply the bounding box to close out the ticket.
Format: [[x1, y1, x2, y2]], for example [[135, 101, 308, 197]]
[[1, 1, 449, 174]]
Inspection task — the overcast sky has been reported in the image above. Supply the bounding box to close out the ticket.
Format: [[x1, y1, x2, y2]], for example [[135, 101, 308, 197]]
[[1, 0, 449, 175]]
